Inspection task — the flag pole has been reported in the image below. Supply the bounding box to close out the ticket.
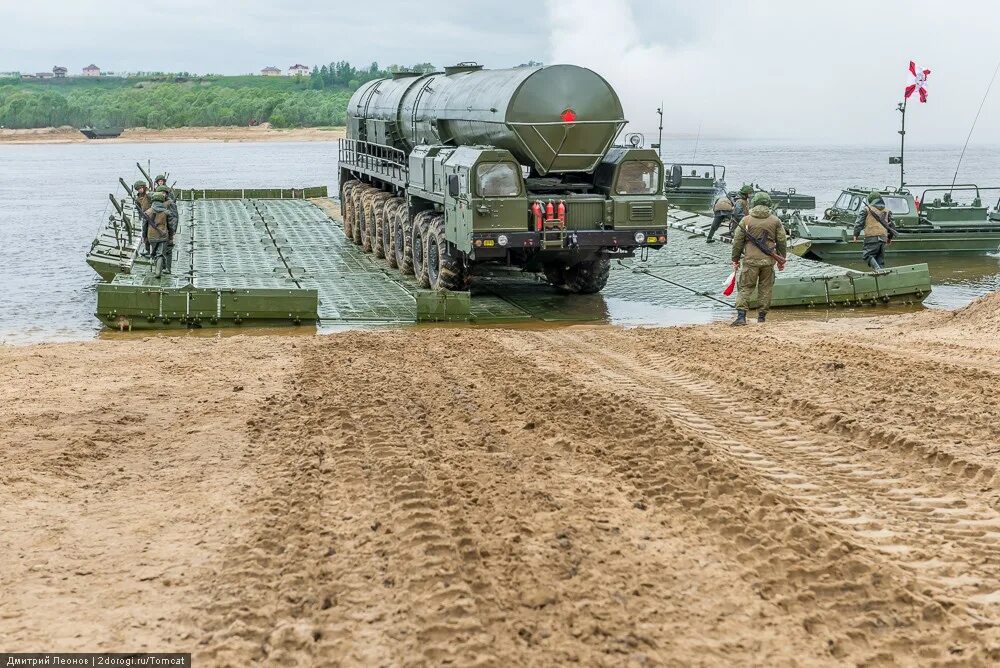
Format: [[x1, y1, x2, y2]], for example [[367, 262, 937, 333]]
[[897, 98, 907, 190]]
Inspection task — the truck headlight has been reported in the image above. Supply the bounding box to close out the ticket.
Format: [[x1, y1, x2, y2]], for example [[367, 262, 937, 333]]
[[497, 234, 509, 246], [633, 231, 645, 243]]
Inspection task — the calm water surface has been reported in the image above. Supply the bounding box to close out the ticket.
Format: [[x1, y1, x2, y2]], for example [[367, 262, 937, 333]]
[[0, 139, 997, 344]]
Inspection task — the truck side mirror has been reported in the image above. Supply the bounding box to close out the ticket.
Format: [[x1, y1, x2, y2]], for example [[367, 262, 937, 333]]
[[448, 174, 460, 198], [668, 164, 683, 188]]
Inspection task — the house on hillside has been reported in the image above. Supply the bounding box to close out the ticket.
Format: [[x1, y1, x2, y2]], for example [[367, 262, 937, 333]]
[[35, 71, 54, 79], [261, 66, 281, 77], [288, 64, 310, 77], [53, 66, 67, 78], [83, 64, 101, 77]]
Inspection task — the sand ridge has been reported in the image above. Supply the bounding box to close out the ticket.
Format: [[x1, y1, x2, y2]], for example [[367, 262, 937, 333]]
[[1, 301, 999, 665]]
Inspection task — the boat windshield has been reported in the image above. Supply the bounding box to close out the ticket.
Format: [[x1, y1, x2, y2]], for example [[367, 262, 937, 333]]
[[834, 192, 853, 209], [880, 196, 910, 215]]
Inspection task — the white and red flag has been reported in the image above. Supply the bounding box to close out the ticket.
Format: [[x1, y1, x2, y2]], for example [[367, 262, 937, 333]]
[[905, 61, 931, 103]]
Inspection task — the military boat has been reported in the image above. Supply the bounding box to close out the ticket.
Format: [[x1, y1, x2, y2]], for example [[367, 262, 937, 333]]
[[663, 162, 816, 215], [80, 125, 124, 139], [786, 184, 1000, 260]]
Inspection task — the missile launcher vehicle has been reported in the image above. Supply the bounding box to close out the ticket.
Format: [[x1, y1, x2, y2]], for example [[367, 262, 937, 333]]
[[338, 63, 670, 293]]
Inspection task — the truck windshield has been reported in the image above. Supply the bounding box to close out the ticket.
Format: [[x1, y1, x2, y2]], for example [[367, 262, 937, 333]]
[[616, 161, 660, 195], [477, 163, 520, 197]]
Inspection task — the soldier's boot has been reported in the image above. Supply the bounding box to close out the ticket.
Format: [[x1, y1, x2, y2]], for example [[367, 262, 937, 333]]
[[867, 256, 883, 272], [731, 309, 747, 326], [164, 246, 173, 274], [758, 310, 766, 323]]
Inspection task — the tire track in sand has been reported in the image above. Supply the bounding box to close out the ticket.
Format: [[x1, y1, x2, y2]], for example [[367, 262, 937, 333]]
[[494, 329, 998, 664]]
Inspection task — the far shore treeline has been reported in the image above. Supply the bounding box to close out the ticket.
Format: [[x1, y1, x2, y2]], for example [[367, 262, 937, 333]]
[[0, 61, 437, 129]]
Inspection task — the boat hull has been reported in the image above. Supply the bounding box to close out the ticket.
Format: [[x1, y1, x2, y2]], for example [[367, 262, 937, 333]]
[[791, 218, 1000, 260]]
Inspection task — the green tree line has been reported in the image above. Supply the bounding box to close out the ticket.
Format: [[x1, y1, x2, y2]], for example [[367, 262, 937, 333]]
[[0, 61, 433, 129]]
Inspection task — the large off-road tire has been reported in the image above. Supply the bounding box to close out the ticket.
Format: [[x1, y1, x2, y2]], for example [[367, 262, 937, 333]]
[[426, 213, 471, 291], [350, 184, 367, 246], [360, 188, 380, 253], [546, 256, 611, 294], [383, 198, 402, 269], [395, 204, 414, 275], [411, 211, 433, 288], [543, 262, 565, 287], [369, 192, 391, 259], [341, 180, 359, 240]]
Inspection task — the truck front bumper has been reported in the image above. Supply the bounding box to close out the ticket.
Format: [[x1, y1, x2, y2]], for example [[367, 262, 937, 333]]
[[471, 229, 668, 255]]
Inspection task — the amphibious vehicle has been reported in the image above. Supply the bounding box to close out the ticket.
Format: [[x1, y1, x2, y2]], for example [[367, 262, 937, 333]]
[[787, 184, 1000, 260]]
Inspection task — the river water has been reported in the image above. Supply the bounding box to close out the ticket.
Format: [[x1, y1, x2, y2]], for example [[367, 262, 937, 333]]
[[0, 138, 997, 344]]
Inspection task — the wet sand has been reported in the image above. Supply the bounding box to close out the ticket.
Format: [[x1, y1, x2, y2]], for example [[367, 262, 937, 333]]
[[0, 125, 346, 144], [2, 293, 999, 665]]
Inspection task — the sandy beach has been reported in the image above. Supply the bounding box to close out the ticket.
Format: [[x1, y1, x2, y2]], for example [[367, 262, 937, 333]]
[[0, 125, 346, 144], [1, 292, 999, 665]]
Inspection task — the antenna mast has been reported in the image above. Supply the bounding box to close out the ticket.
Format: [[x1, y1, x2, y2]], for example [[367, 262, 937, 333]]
[[653, 103, 663, 157]]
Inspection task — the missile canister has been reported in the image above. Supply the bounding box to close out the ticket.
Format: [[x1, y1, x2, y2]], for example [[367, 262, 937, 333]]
[[347, 64, 625, 175]]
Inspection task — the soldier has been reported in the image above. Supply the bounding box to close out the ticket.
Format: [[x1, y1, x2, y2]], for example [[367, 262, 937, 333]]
[[153, 185, 178, 274], [144, 190, 177, 278], [731, 191, 787, 326], [134, 180, 152, 257], [706, 191, 734, 243], [154, 174, 177, 209], [852, 191, 897, 271], [731, 184, 754, 233]]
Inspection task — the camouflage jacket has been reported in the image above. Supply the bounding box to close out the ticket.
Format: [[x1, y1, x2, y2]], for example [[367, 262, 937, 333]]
[[853, 206, 896, 240], [732, 205, 787, 266], [143, 201, 177, 242]]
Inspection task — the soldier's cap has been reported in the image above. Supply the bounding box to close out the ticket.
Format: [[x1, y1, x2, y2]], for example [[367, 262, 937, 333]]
[[154, 185, 170, 193], [151, 192, 167, 202], [867, 191, 884, 204], [133, 181, 146, 189], [155, 174, 167, 182], [751, 192, 773, 207], [739, 184, 754, 196]]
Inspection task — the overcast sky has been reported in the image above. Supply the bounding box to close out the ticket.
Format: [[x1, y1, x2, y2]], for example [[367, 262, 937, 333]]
[[2, 0, 998, 145]]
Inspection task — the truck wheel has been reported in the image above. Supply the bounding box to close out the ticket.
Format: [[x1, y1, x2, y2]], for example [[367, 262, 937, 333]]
[[552, 256, 611, 294], [426, 213, 470, 291], [411, 211, 433, 288], [341, 180, 358, 240], [395, 205, 414, 275], [370, 192, 391, 258], [350, 184, 367, 246], [361, 188, 381, 253], [543, 262, 564, 287], [383, 198, 402, 269]]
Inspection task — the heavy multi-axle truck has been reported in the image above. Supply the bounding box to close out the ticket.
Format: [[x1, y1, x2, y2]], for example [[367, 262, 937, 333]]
[[338, 62, 670, 293]]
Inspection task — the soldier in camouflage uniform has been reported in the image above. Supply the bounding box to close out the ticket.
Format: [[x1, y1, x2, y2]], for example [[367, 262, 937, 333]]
[[154, 174, 174, 201], [706, 191, 734, 243], [731, 191, 787, 325], [730, 184, 754, 235], [144, 190, 177, 278], [134, 180, 152, 257], [153, 185, 178, 274], [852, 191, 897, 271]]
